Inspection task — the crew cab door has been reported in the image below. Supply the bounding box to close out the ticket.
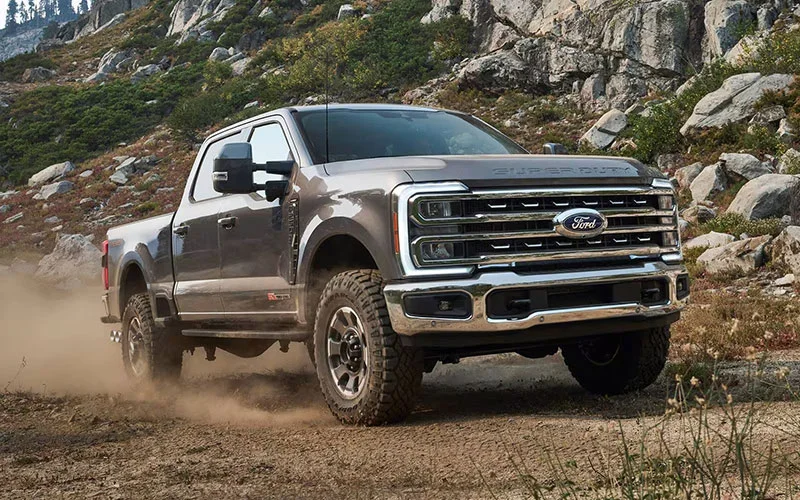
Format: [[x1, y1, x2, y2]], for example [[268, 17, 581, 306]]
[[172, 131, 245, 318], [218, 121, 297, 321]]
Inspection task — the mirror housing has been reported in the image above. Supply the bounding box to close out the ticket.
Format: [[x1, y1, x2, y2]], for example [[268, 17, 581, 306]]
[[213, 142, 295, 200], [213, 143, 256, 194]]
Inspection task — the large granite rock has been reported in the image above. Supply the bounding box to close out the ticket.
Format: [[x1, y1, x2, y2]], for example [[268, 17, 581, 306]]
[[39, 181, 74, 201], [685, 231, 735, 249], [719, 152, 773, 180], [675, 162, 704, 189], [769, 226, 800, 275], [28, 161, 75, 187], [167, 0, 236, 43], [727, 174, 800, 220], [681, 73, 795, 135], [35, 234, 102, 287], [703, 0, 755, 62], [690, 162, 727, 202], [697, 235, 771, 275], [580, 108, 627, 149], [21, 67, 56, 83]]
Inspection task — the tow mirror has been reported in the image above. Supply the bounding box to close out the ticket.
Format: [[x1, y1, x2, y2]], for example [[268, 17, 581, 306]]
[[213, 143, 255, 194]]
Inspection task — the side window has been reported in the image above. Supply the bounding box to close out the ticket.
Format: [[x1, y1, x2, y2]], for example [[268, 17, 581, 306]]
[[192, 132, 242, 202], [250, 123, 293, 184]]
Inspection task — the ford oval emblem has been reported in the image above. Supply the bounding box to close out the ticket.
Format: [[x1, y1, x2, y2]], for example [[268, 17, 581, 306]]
[[553, 208, 607, 239]]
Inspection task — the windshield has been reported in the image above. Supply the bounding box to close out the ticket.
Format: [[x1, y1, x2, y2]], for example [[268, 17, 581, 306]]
[[293, 108, 527, 164]]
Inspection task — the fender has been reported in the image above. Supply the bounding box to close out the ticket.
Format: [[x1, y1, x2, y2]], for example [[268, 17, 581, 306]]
[[297, 216, 400, 287]]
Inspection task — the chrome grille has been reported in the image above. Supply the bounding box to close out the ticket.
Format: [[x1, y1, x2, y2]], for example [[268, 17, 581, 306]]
[[408, 186, 678, 267]]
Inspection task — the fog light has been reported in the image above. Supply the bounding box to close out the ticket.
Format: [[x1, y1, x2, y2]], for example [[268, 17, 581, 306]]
[[404, 292, 471, 319], [658, 195, 674, 210], [419, 200, 462, 219], [677, 273, 690, 300]]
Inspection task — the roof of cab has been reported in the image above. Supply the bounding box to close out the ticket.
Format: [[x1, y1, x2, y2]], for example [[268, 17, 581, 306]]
[[208, 103, 452, 140]]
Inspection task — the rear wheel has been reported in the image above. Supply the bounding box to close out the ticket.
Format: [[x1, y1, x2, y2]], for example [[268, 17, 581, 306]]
[[561, 327, 670, 395], [314, 270, 424, 425], [121, 293, 182, 384]]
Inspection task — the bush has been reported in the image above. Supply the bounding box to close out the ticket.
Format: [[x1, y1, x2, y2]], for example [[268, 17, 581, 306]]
[[0, 65, 205, 184], [0, 53, 56, 82], [699, 213, 783, 238]]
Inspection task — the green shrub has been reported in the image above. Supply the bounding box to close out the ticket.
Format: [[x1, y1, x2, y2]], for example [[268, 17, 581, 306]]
[[700, 213, 783, 238], [0, 53, 56, 82], [0, 65, 205, 184]]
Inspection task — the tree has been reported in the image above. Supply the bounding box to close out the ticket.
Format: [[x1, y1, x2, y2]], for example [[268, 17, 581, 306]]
[[57, 0, 73, 20], [5, 0, 19, 33], [79, 0, 90, 14]]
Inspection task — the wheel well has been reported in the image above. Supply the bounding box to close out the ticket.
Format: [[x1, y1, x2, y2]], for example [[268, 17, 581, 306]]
[[305, 235, 378, 324], [120, 264, 147, 314]]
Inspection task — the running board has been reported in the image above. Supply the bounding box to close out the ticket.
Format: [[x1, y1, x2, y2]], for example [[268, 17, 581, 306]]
[[181, 329, 309, 341]]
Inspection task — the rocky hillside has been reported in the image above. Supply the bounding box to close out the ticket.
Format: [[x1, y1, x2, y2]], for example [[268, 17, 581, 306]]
[[3, 0, 800, 296]]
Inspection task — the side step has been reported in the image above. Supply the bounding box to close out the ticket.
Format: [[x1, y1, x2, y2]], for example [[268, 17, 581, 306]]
[[181, 328, 309, 341]]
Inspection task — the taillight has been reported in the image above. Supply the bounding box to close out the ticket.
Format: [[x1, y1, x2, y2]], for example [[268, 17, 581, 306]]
[[102, 239, 109, 290]]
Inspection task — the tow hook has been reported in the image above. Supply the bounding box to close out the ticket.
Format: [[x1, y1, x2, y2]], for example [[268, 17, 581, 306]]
[[110, 330, 122, 343]]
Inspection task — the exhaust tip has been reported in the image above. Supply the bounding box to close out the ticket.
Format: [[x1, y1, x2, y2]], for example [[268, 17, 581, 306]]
[[110, 330, 122, 343]]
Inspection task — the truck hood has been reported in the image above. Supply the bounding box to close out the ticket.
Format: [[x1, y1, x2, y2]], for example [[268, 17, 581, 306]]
[[399, 155, 663, 188]]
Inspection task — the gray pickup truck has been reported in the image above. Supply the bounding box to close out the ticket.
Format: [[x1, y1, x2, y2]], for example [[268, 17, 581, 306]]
[[101, 104, 689, 425]]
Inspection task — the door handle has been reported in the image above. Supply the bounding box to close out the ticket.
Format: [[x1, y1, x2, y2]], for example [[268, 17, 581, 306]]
[[173, 224, 189, 237], [218, 216, 238, 229]]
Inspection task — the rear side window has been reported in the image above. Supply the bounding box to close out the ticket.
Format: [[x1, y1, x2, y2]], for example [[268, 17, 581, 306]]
[[192, 131, 243, 202]]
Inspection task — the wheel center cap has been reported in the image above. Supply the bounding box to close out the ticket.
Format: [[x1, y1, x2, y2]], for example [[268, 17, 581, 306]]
[[342, 329, 362, 365]]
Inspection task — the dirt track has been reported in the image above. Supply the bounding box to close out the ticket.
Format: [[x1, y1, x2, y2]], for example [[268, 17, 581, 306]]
[[2, 278, 800, 498]]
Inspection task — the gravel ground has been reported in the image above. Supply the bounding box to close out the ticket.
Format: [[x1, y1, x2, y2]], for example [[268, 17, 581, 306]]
[[2, 279, 800, 498]]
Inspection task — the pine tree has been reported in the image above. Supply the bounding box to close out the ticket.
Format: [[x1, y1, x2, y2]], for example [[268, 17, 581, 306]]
[[27, 0, 38, 26], [43, 0, 57, 20], [5, 0, 19, 33], [79, 0, 89, 14]]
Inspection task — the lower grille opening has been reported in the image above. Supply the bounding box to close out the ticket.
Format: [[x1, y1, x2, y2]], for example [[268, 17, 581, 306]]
[[486, 279, 669, 320]]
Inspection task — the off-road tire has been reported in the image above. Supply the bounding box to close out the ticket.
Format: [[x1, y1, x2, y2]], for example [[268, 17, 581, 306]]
[[121, 293, 183, 383], [561, 327, 670, 395], [314, 270, 424, 425]]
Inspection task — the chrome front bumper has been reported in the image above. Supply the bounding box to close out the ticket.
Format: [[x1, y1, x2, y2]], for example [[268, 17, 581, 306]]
[[383, 261, 688, 335]]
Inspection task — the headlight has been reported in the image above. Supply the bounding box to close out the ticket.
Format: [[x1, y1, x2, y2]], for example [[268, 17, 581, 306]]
[[420, 242, 465, 261], [658, 195, 674, 210], [419, 200, 462, 219]]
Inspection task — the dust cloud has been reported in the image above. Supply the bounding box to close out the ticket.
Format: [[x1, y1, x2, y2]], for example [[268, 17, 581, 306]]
[[0, 276, 330, 426]]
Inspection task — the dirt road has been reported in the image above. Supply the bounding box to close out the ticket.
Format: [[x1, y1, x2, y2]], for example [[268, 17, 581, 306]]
[[2, 278, 799, 498]]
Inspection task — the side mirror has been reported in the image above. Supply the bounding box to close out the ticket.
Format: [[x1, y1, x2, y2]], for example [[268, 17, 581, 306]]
[[543, 143, 568, 155], [213, 143, 256, 194]]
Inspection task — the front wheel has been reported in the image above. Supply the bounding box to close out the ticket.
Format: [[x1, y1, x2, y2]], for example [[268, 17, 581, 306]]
[[561, 326, 670, 395], [121, 293, 183, 384], [313, 270, 424, 425]]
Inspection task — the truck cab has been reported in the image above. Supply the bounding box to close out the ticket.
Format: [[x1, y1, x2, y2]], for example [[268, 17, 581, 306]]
[[101, 104, 688, 425]]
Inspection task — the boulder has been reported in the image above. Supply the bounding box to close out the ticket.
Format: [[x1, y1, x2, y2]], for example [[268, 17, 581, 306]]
[[770, 226, 800, 276], [580, 109, 627, 150], [35, 234, 102, 286], [697, 235, 771, 275], [675, 162, 704, 189], [209, 47, 229, 61], [131, 64, 162, 83], [421, 0, 458, 24], [681, 73, 794, 135], [703, 0, 756, 62], [774, 273, 795, 287], [20, 66, 57, 83], [689, 162, 727, 202], [684, 231, 735, 249], [109, 171, 129, 185], [681, 204, 717, 224], [778, 119, 795, 145], [457, 49, 544, 94], [337, 4, 357, 20], [230, 57, 251, 76], [28, 161, 75, 187], [39, 181, 74, 200], [778, 148, 800, 174], [719, 152, 773, 180], [116, 156, 138, 175], [749, 105, 785, 124], [727, 174, 800, 220]]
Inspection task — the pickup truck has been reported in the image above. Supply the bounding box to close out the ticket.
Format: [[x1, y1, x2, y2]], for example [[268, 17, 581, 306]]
[[101, 103, 689, 425]]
